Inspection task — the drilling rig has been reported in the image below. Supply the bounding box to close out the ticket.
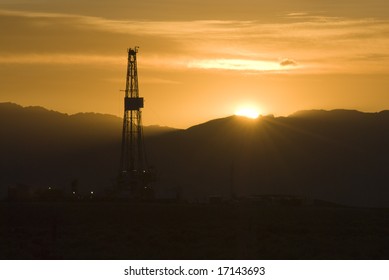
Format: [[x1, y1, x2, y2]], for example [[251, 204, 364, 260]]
[[117, 47, 155, 199]]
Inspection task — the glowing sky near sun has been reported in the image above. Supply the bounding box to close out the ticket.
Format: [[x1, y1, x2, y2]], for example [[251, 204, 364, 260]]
[[0, 0, 389, 128], [235, 107, 261, 119]]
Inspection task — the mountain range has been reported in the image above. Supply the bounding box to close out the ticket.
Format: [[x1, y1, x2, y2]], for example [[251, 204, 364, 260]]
[[1, 102, 389, 207]]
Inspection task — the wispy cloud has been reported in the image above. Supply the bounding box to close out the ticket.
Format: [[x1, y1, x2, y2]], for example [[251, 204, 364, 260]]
[[188, 59, 295, 72], [1, 9, 389, 74], [0, 9, 76, 18], [0, 54, 123, 65]]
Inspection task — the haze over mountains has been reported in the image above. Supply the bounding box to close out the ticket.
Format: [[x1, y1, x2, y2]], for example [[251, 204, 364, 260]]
[[1, 102, 389, 207]]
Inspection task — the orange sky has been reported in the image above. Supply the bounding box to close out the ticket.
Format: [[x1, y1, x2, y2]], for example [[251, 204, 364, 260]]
[[0, 0, 389, 128]]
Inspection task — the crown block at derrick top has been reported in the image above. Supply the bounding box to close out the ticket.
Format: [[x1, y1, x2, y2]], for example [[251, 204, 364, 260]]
[[125, 97, 144, 111]]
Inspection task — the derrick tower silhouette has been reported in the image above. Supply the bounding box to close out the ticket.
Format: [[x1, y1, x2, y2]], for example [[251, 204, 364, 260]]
[[118, 47, 155, 199]]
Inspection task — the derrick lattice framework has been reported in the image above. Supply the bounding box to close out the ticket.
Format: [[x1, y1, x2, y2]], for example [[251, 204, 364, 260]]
[[119, 47, 154, 198]]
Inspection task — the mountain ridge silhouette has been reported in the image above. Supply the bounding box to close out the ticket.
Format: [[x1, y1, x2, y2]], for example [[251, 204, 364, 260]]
[[1, 102, 389, 207]]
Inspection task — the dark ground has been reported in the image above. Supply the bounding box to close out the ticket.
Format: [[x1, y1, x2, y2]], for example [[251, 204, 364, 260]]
[[1, 201, 389, 259]]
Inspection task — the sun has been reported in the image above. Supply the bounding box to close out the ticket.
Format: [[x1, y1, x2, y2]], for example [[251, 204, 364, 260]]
[[234, 107, 261, 119]]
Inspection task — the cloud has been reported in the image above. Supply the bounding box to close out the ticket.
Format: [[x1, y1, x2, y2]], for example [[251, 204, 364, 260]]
[[0, 54, 123, 65], [280, 59, 297, 67], [0, 9, 74, 18], [287, 12, 309, 17], [2, 8, 387, 40], [188, 59, 284, 72], [0, 9, 389, 74]]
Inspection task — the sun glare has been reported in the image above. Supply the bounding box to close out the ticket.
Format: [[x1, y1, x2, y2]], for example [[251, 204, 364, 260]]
[[234, 107, 260, 119]]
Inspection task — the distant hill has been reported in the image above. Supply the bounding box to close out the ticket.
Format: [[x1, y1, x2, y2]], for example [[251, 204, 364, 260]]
[[0, 103, 177, 198], [1, 102, 389, 207], [147, 110, 389, 207]]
